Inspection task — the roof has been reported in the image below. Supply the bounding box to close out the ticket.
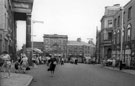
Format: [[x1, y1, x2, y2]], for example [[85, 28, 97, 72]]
[[43, 34, 68, 38], [67, 41, 95, 47]]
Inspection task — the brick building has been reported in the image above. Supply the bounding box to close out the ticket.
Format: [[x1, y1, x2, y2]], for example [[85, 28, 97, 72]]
[[112, 0, 135, 68], [43, 34, 68, 58], [33, 42, 44, 50], [67, 39, 95, 62]]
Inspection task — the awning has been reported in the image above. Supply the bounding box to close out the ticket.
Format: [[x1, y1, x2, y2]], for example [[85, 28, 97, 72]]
[[33, 48, 43, 53]]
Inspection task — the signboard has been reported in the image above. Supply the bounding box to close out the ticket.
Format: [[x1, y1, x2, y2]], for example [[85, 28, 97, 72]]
[[13, 2, 31, 9]]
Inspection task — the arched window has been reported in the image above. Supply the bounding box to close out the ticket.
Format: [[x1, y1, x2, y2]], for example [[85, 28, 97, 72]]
[[127, 24, 131, 41], [117, 30, 120, 44], [113, 31, 116, 44]]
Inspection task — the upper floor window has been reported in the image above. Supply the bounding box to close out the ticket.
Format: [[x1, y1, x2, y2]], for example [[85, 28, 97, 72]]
[[117, 30, 120, 44], [108, 20, 113, 28], [127, 24, 131, 41], [114, 19, 117, 28], [108, 32, 112, 40], [118, 16, 120, 27], [128, 7, 132, 20]]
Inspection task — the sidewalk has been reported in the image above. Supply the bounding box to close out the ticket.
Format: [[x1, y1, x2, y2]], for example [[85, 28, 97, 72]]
[[0, 72, 33, 86], [104, 66, 135, 75]]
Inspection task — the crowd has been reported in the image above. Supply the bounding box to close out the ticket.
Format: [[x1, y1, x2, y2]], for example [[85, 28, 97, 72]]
[[0, 51, 30, 78]]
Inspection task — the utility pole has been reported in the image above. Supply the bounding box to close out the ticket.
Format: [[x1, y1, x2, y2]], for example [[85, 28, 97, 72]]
[[31, 20, 44, 59], [120, 7, 124, 61]]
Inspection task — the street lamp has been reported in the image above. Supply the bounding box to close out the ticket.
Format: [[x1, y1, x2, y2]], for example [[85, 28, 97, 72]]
[[31, 20, 44, 58], [120, 7, 124, 61]]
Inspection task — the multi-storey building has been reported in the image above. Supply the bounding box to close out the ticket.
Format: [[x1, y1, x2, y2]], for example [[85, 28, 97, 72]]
[[33, 42, 44, 50], [43, 34, 68, 58], [112, 0, 135, 68], [100, 4, 121, 60], [0, 0, 33, 60], [67, 39, 95, 62]]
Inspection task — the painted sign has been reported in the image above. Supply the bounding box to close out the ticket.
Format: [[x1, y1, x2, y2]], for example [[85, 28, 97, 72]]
[[13, 2, 31, 9]]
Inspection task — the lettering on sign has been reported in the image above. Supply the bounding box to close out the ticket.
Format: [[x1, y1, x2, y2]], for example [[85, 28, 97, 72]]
[[13, 3, 30, 9]]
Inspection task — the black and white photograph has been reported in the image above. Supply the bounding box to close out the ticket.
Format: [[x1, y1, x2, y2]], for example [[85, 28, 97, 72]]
[[0, 0, 135, 86]]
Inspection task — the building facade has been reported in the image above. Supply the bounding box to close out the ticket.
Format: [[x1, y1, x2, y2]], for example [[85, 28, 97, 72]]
[[100, 4, 121, 61], [33, 42, 44, 50], [67, 39, 95, 62], [0, 0, 33, 60], [112, 0, 135, 68], [43, 34, 68, 58]]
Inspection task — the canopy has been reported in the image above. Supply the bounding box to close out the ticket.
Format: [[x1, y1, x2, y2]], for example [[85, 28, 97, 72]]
[[33, 48, 43, 53]]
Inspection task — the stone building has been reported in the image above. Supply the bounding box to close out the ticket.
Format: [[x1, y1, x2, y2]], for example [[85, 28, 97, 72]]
[[100, 4, 121, 60], [33, 42, 44, 50], [0, 0, 33, 60], [112, 0, 135, 68], [67, 39, 95, 62], [43, 34, 68, 58]]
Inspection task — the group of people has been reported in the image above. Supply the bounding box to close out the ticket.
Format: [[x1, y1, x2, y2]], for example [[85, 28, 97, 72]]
[[14, 53, 29, 73], [0, 51, 11, 78], [0, 51, 29, 78]]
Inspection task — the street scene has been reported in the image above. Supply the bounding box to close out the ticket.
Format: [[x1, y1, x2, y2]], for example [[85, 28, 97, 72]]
[[0, 0, 135, 86], [28, 64, 135, 86]]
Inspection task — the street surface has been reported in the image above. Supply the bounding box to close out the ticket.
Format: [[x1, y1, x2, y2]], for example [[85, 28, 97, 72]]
[[28, 63, 135, 86]]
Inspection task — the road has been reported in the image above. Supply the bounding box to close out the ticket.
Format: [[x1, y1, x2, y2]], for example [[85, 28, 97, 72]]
[[28, 63, 135, 86]]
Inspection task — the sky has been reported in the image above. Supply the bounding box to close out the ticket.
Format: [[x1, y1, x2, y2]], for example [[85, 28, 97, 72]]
[[17, 0, 130, 50]]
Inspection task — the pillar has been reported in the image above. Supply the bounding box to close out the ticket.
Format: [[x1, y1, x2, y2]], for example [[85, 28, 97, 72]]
[[26, 14, 31, 48]]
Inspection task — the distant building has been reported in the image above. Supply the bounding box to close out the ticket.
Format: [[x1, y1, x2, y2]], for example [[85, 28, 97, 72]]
[[33, 42, 44, 50], [96, 29, 101, 63], [67, 39, 95, 62], [43, 34, 68, 58]]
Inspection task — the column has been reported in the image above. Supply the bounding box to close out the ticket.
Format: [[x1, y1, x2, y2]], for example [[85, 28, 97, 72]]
[[26, 14, 31, 48]]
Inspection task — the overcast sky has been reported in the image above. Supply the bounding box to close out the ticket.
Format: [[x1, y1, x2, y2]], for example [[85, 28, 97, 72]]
[[17, 0, 130, 50]]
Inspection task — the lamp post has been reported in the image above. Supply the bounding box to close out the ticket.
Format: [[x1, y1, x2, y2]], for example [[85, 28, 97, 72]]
[[31, 20, 44, 59], [120, 7, 124, 61]]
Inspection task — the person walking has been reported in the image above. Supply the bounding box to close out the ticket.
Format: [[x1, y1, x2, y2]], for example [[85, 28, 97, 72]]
[[47, 55, 57, 75], [21, 53, 28, 73], [0, 51, 11, 78], [119, 60, 123, 70]]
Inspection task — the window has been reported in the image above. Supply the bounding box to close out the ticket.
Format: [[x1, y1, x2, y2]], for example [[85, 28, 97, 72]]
[[128, 7, 132, 20], [118, 16, 120, 27], [127, 24, 131, 41], [108, 20, 113, 27], [108, 32, 112, 40], [113, 32, 116, 44], [117, 30, 120, 44], [114, 19, 117, 28]]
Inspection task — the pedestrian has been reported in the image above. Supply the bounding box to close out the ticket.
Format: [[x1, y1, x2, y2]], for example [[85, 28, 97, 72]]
[[20, 53, 28, 73], [0, 51, 11, 78], [119, 60, 123, 70], [47, 55, 57, 75], [61, 58, 64, 65], [75, 58, 78, 65]]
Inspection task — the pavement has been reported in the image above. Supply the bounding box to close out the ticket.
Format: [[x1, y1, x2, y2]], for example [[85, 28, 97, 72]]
[[0, 72, 33, 86], [95, 64, 135, 75], [104, 66, 135, 75]]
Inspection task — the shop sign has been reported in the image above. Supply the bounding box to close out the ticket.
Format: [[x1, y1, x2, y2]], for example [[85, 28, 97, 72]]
[[13, 2, 30, 9]]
